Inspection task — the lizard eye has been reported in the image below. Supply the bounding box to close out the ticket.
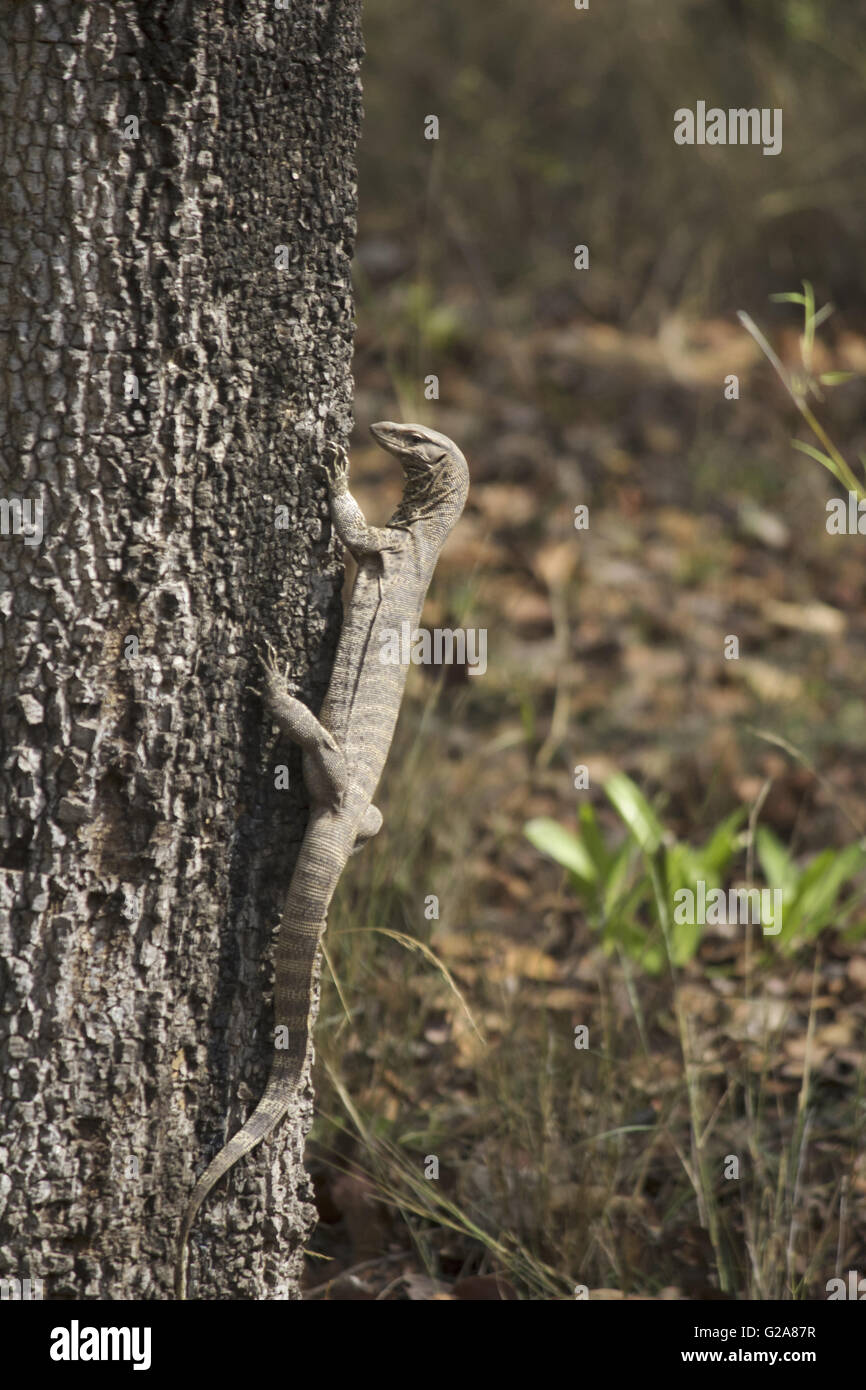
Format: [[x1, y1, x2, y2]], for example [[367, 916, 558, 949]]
[[407, 432, 426, 446]]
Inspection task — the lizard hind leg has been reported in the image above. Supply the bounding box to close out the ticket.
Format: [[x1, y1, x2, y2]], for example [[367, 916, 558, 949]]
[[351, 803, 383, 854]]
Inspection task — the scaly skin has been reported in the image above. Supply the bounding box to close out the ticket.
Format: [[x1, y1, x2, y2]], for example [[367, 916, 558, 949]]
[[175, 422, 469, 1298]]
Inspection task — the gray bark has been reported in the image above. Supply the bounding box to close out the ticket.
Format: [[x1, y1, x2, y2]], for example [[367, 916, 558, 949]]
[[0, 0, 362, 1299]]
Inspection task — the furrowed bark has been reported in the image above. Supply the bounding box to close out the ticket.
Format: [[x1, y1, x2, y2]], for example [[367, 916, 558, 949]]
[[0, 0, 362, 1299]]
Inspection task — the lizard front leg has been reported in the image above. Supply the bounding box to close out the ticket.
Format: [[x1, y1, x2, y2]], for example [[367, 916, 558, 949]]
[[261, 648, 348, 811], [320, 443, 402, 558]]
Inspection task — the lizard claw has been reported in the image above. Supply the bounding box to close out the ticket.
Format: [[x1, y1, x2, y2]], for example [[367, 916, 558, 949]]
[[255, 640, 277, 673], [257, 642, 299, 702], [318, 442, 350, 491], [257, 641, 280, 681]]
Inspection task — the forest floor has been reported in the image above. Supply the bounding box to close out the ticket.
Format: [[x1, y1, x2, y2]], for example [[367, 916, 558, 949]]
[[302, 284, 866, 1301]]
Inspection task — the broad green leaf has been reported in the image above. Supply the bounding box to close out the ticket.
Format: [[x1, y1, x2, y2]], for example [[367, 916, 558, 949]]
[[525, 817, 597, 882], [603, 902, 662, 973], [785, 845, 866, 939], [698, 809, 747, 876], [663, 842, 691, 896], [602, 838, 640, 917], [578, 802, 612, 877], [664, 842, 714, 898], [671, 912, 703, 966], [605, 773, 665, 854], [755, 827, 798, 896]]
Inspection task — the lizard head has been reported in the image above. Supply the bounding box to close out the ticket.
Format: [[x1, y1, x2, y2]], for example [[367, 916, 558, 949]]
[[370, 421, 469, 528], [370, 421, 450, 473]]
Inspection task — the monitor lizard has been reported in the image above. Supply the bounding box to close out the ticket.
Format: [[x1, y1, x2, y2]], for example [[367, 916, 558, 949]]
[[175, 421, 470, 1298]]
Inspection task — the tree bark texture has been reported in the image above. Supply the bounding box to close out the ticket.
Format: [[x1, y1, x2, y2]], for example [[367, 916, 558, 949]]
[[0, 0, 363, 1299]]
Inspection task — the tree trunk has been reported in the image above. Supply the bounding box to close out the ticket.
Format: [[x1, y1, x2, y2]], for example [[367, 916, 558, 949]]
[[0, 0, 362, 1299]]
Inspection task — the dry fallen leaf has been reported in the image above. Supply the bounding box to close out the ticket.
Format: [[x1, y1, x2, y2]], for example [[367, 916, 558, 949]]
[[762, 598, 846, 636], [486, 945, 561, 983], [534, 538, 578, 589], [737, 658, 803, 703]]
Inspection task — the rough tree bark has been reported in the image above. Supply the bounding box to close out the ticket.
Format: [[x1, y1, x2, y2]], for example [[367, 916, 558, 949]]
[[0, 0, 363, 1299]]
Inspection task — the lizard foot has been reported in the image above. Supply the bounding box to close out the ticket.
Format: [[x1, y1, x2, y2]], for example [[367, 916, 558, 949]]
[[256, 642, 295, 700], [318, 442, 350, 492]]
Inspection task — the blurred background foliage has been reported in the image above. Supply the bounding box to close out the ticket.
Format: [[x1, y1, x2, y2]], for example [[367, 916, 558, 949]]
[[358, 0, 866, 327], [304, 0, 866, 1302]]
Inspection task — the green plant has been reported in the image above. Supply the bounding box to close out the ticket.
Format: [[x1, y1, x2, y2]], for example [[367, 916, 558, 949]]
[[526, 774, 866, 970], [754, 826, 866, 945], [738, 281, 862, 498]]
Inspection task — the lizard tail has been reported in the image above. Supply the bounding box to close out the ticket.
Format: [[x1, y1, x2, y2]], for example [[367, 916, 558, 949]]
[[174, 1059, 300, 1300], [175, 921, 322, 1300]]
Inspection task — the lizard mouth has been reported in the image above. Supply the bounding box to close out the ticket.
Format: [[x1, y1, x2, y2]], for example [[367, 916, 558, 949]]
[[369, 420, 399, 451]]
